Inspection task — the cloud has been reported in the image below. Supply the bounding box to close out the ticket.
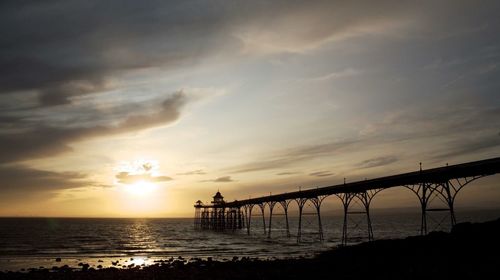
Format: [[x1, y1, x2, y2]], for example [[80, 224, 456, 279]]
[[0, 1, 235, 108], [116, 91, 187, 132], [177, 169, 207, 176], [115, 172, 172, 184], [228, 104, 500, 175], [0, 91, 188, 164], [233, 1, 417, 54], [358, 106, 500, 149], [0, 1, 496, 164], [2, 0, 487, 109], [309, 171, 334, 177], [356, 156, 398, 169], [202, 176, 235, 183], [276, 172, 300, 176], [0, 165, 96, 198], [231, 1, 499, 55], [360, 107, 500, 167], [431, 134, 500, 161], [300, 68, 361, 82], [214, 176, 234, 182], [0, 2, 497, 170], [229, 139, 359, 173]]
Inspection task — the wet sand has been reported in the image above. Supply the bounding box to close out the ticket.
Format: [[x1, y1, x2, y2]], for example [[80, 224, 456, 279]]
[[1, 218, 499, 280]]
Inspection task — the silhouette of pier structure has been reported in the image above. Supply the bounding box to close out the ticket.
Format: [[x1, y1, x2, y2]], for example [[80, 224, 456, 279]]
[[194, 157, 500, 244]]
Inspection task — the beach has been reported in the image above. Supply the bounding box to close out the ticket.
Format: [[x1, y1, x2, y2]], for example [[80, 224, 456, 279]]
[[2, 209, 499, 271], [1, 1, 500, 278], [1, 217, 498, 279]]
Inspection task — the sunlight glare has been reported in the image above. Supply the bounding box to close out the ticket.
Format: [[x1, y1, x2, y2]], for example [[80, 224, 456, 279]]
[[130, 257, 146, 267], [124, 180, 157, 196]]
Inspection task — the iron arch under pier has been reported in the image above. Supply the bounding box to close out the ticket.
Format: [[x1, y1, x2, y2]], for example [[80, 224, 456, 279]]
[[193, 157, 500, 243]]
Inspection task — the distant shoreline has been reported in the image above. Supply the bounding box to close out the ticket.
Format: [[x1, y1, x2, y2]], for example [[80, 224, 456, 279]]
[[1, 217, 499, 279]]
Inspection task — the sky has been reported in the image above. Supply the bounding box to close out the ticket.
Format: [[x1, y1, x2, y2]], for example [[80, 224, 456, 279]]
[[0, 0, 499, 217]]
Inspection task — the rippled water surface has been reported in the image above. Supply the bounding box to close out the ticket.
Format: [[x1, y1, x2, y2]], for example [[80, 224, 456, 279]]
[[1, 209, 499, 271]]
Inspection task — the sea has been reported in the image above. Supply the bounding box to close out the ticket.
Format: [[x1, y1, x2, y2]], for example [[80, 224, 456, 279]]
[[1, 208, 499, 272]]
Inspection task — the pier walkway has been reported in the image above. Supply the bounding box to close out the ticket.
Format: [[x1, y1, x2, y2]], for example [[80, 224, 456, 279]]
[[194, 157, 500, 244]]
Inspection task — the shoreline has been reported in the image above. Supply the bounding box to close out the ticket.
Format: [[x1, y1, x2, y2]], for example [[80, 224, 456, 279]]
[[1, 217, 499, 279]]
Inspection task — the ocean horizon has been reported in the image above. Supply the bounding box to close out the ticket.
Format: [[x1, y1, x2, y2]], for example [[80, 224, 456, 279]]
[[1, 208, 499, 272]]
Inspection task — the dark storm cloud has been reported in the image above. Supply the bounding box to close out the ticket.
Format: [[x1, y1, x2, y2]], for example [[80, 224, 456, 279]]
[[0, 91, 187, 163], [356, 156, 398, 169], [115, 172, 172, 184]]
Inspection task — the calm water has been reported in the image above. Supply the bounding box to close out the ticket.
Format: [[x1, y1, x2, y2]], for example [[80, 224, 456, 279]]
[[1, 208, 499, 271]]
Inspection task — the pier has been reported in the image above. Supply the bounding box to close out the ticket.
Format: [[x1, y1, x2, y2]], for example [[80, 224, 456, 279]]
[[194, 157, 500, 244]]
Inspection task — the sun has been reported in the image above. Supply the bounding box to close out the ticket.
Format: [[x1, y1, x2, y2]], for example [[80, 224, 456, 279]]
[[124, 180, 157, 196], [114, 159, 169, 196]]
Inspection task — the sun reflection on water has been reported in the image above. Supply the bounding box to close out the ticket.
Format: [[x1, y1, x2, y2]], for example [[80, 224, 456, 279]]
[[129, 257, 146, 267]]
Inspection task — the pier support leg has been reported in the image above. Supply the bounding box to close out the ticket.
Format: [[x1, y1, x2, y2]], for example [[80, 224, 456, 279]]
[[445, 174, 483, 228], [200, 209, 205, 229], [311, 196, 328, 242], [444, 181, 456, 227], [205, 210, 209, 230], [336, 189, 381, 245], [366, 206, 373, 241], [240, 209, 244, 229], [406, 182, 433, 235], [220, 207, 225, 231], [258, 203, 266, 235], [237, 208, 243, 229], [209, 209, 212, 230], [245, 205, 254, 235], [406, 166, 483, 235], [421, 185, 428, 235], [336, 193, 353, 246], [279, 201, 291, 238], [232, 209, 236, 231], [296, 198, 307, 243], [229, 209, 235, 231], [194, 207, 200, 229], [356, 190, 381, 241], [267, 202, 276, 238]]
